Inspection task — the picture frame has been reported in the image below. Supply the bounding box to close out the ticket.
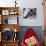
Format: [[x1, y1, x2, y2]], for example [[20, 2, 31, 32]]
[[8, 16, 18, 24], [1, 28, 13, 41], [9, 10, 18, 15], [2, 16, 18, 24], [2, 10, 9, 15], [1, 28, 18, 41], [23, 8, 37, 19]]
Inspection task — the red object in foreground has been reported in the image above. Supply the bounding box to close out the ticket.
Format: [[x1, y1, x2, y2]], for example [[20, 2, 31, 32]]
[[21, 28, 41, 46]]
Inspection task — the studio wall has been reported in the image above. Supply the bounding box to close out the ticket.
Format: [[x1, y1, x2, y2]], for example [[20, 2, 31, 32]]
[[0, 0, 44, 26]]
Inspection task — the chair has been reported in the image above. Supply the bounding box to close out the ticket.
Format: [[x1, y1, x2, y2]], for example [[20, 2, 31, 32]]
[[21, 28, 41, 46]]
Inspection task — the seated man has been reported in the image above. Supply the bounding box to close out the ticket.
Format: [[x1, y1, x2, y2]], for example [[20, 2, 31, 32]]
[[21, 28, 41, 46]]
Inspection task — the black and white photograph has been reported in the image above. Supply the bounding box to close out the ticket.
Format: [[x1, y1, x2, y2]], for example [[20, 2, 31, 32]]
[[23, 8, 37, 19]]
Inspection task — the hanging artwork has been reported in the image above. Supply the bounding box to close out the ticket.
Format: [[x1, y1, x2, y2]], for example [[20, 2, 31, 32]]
[[1, 28, 18, 41], [23, 8, 37, 19]]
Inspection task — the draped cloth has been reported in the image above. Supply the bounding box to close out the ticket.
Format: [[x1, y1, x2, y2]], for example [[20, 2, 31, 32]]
[[21, 28, 41, 46]]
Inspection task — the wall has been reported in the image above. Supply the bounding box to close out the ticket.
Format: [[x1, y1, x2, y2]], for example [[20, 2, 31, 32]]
[[0, 0, 44, 26], [17, 0, 44, 26], [0, 0, 15, 7]]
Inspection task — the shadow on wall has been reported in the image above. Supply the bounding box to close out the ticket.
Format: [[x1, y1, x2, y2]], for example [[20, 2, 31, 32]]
[[18, 26, 43, 44]]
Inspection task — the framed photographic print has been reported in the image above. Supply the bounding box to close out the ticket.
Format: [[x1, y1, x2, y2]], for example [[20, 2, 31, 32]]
[[1, 28, 13, 41], [10, 11, 18, 15], [8, 16, 18, 24], [2, 10, 9, 15], [2, 16, 8, 24], [23, 8, 37, 19], [9, 10, 18, 15], [2, 16, 18, 24]]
